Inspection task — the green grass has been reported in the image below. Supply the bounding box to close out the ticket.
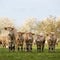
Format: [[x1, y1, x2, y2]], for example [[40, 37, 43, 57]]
[[0, 44, 60, 60]]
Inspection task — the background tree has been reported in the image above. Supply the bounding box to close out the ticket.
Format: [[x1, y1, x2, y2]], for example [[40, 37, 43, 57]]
[[0, 17, 14, 33], [35, 16, 57, 35], [18, 17, 37, 33]]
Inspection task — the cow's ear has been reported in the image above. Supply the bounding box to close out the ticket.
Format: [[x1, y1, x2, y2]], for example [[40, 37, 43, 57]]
[[11, 28, 14, 30], [32, 33, 35, 35], [22, 32, 25, 34], [18, 39, 19, 40], [4, 27, 7, 30]]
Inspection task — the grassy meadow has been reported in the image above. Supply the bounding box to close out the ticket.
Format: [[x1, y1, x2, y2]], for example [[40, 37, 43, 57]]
[[0, 43, 60, 60]]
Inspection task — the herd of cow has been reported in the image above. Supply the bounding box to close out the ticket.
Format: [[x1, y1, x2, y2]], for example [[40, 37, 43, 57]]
[[0, 27, 59, 52]]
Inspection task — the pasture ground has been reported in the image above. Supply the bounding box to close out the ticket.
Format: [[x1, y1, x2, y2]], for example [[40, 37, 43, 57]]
[[0, 43, 60, 60]]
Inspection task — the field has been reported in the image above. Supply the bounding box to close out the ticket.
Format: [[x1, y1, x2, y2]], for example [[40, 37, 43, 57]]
[[0, 44, 60, 60]]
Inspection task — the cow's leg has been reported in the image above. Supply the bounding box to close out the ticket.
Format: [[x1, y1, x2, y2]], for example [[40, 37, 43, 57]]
[[9, 43, 12, 52], [21, 42, 24, 51], [52, 46, 53, 50], [8, 42, 11, 52], [48, 45, 51, 52], [39, 45, 41, 52], [9, 47, 10, 51], [12, 46, 15, 52], [11, 42, 12, 50], [48, 42, 53, 52], [50, 44, 53, 52], [28, 42, 31, 52], [42, 44, 44, 52], [30, 44, 32, 52], [11, 42, 15, 51], [31, 44, 32, 51], [21, 45, 23, 51], [52, 44, 55, 52], [18, 47, 20, 51], [26, 44, 29, 52], [37, 44, 39, 52], [37, 44, 38, 52], [49, 47, 50, 51], [37, 44, 41, 52], [17, 45, 20, 51], [53, 45, 55, 52]]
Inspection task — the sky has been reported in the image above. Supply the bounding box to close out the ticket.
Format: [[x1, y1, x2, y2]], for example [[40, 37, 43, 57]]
[[0, 0, 60, 27]]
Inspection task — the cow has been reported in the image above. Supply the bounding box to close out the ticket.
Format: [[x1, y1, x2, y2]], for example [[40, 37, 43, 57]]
[[36, 33, 45, 52], [0, 30, 9, 48], [24, 32, 34, 52], [8, 28, 16, 52], [47, 32, 57, 52], [16, 32, 24, 51]]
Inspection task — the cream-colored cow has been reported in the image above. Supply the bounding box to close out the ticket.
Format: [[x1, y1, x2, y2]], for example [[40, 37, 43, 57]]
[[47, 32, 57, 52], [0, 30, 9, 48], [36, 32, 45, 52]]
